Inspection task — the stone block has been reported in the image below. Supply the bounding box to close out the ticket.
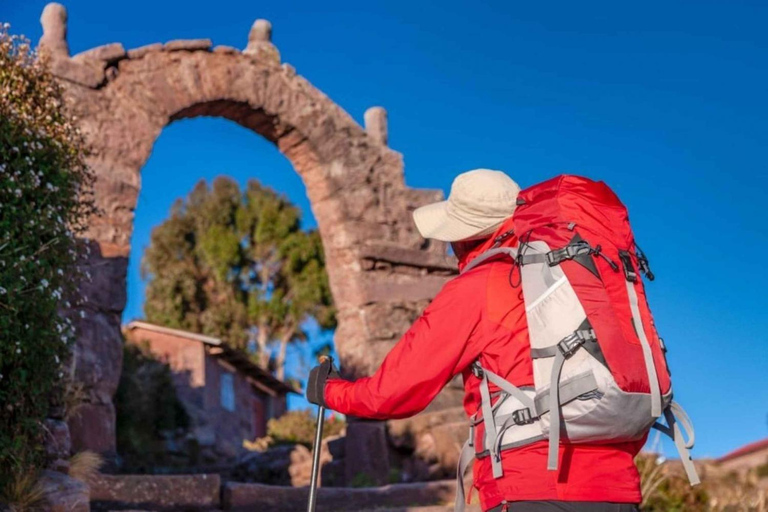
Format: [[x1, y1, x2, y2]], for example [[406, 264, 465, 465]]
[[89, 474, 220, 511], [67, 402, 116, 456], [163, 39, 212, 52], [44, 418, 72, 459], [127, 43, 163, 59], [40, 470, 90, 512], [75, 43, 126, 64], [344, 420, 390, 487], [50, 58, 105, 88]]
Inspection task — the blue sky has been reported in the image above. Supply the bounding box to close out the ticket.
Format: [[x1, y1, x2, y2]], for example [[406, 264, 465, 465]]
[[6, 0, 768, 459]]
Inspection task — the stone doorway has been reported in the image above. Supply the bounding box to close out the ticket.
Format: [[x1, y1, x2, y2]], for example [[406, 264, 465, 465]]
[[40, 3, 462, 475]]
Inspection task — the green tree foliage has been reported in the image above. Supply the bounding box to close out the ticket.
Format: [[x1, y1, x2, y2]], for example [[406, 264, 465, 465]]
[[142, 177, 335, 380], [0, 25, 96, 486], [114, 342, 191, 472]]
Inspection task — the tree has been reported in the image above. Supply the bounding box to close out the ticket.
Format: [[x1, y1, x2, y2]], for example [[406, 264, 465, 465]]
[[142, 177, 335, 380]]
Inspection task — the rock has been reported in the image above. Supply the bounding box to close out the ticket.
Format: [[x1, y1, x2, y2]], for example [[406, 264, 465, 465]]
[[127, 43, 163, 59], [249, 19, 272, 42], [321, 459, 346, 487], [39, 3, 69, 57], [233, 437, 334, 487], [345, 421, 390, 487], [44, 418, 71, 459], [223, 480, 458, 512], [74, 43, 126, 64], [163, 39, 212, 52], [213, 45, 240, 55], [67, 402, 116, 457], [327, 436, 346, 458], [365, 106, 388, 146], [40, 470, 90, 512], [89, 474, 220, 511], [243, 19, 280, 63], [50, 58, 105, 88]]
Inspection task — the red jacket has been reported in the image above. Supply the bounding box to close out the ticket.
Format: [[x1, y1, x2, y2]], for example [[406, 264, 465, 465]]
[[325, 222, 643, 510]]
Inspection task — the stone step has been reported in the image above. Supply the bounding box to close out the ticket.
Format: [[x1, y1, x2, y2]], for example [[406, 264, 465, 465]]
[[223, 480, 459, 512], [89, 474, 220, 511]]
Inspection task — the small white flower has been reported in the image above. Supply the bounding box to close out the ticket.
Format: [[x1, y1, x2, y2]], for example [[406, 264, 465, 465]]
[[16, 348, 21, 354], [79, 310, 86, 318], [41, 279, 49, 288], [57, 269, 63, 276], [0, 287, 6, 295], [46, 183, 54, 191], [14, 189, 21, 198], [54, 355, 60, 364]]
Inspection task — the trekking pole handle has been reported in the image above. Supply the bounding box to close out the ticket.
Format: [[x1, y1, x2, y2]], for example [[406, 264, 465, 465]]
[[307, 404, 325, 512]]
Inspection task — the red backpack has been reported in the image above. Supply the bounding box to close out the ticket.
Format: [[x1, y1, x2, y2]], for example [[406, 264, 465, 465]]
[[456, 175, 698, 510]]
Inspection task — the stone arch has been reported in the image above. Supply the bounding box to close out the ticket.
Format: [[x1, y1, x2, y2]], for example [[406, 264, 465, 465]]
[[40, 3, 461, 460]]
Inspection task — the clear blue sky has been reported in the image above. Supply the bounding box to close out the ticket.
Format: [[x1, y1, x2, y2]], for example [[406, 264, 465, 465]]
[[6, 0, 768, 459]]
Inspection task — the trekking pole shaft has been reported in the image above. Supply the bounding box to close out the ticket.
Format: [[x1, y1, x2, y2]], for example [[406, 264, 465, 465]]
[[307, 405, 325, 512]]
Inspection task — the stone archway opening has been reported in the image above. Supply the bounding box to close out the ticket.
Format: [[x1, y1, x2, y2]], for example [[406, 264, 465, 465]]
[[41, 2, 462, 482], [124, 111, 325, 381]]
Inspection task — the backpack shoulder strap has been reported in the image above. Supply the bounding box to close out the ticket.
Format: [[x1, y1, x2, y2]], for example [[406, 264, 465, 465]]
[[462, 247, 518, 274]]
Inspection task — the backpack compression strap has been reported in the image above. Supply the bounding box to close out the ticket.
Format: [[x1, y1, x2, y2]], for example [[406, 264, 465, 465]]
[[653, 401, 700, 485]]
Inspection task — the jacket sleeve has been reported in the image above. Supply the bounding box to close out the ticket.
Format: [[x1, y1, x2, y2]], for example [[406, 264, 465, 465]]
[[324, 273, 485, 420]]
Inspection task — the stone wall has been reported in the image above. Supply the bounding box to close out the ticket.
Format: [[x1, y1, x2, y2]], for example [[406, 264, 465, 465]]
[[38, 2, 462, 471]]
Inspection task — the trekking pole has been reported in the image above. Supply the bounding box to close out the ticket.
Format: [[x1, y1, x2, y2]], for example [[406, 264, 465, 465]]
[[307, 404, 325, 512]]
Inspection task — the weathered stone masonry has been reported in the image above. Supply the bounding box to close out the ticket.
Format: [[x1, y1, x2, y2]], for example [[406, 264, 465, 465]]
[[39, 2, 464, 474]]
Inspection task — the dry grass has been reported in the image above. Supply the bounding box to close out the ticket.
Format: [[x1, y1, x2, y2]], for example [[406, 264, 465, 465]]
[[0, 470, 46, 512], [638, 449, 768, 511], [68, 451, 104, 482]]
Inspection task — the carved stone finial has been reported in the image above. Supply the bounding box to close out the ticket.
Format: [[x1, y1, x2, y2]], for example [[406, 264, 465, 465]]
[[365, 107, 388, 146], [249, 19, 272, 43], [39, 3, 69, 58], [244, 19, 279, 64]]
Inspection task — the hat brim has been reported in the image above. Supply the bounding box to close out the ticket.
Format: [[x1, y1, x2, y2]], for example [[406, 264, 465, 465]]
[[413, 201, 504, 242]]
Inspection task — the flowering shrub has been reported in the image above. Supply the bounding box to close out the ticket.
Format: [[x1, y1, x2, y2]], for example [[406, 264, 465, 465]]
[[0, 24, 95, 485]]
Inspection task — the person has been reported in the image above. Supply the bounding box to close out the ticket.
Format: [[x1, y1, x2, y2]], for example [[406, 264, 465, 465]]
[[307, 169, 643, 512]]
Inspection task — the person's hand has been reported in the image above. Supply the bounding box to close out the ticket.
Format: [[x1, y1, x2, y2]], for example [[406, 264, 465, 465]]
[[306, 356, 340, 407]]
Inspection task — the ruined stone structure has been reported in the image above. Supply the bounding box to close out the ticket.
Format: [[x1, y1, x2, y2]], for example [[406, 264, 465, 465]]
[[40, 3, 464, 476]]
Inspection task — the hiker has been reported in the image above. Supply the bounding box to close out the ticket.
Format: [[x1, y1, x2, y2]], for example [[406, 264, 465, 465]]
[[308, 169, 696, 512]]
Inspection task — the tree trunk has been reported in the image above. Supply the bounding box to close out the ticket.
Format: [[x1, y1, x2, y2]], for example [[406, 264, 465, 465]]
[[275, 329, 294, 381], [257, 324, 270, 369]]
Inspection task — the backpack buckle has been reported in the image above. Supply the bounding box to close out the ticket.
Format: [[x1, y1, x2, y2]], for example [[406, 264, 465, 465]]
[[471, 362, 484, 379], [546, 242, 592, 267], [618, 250, 638, 282], [637, 253, 655, 281], [557, 333, 584, 358], [512, 408, 535, 425]]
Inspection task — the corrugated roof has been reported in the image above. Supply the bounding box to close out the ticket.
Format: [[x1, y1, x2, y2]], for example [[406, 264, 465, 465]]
[[718, 438, 768, 463], [125, 321, 298, 395]]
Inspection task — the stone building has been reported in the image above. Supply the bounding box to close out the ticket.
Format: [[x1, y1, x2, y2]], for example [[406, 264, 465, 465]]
[[717, 438, 768, 479], [124, 321, 295, 458]]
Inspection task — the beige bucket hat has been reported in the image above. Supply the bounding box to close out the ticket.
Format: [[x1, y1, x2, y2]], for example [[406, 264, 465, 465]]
[[413, 169, 521, 242]]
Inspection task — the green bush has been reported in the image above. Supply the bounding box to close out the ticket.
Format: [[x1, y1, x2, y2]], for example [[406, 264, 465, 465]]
[[114, 342, 190, 472], [266, 409, 345, 447], [0, 24, 95, 487]]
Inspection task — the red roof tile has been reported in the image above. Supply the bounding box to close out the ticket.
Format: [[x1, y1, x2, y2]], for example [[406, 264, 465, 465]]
[[718, 438, 768, 463]]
